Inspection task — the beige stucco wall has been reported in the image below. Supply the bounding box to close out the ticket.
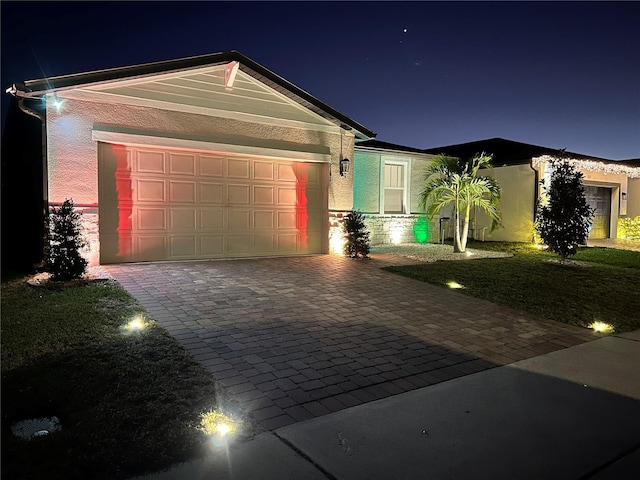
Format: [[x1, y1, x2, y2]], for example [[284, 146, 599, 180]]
[[627, 178, 640, 218], [478, 164, 536, 242], [46, 97, 352, 210]]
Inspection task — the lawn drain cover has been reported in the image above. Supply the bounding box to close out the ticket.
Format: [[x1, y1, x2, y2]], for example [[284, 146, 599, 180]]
[[11, 417, 61, 439]]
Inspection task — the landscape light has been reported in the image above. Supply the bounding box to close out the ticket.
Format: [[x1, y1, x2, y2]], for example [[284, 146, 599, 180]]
[[199, 410, 237, 438], [125, 316, 146, 331], [447, 281, 464, 289], [589, 321, 614, 333]]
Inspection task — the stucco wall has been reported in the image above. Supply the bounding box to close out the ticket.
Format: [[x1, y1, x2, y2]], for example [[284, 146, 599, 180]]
[[46, 97, 352, 210], [627, 178, 640, 218], [478, 164, 536, 242], [409, 158, 430, 213], [353, 151, 381, 213]]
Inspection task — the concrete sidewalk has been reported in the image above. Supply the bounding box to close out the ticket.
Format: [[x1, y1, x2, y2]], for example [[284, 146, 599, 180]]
[[135, 330, 640, 479]]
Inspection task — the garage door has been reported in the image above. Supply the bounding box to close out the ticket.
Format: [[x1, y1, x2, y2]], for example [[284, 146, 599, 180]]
[[98, 143, 328, 263], [585, 186, 611, 240]]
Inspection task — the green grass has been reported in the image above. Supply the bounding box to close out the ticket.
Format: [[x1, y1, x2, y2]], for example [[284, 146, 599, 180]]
[[1, 278, 245, 480], [384, 242, 640, 333]]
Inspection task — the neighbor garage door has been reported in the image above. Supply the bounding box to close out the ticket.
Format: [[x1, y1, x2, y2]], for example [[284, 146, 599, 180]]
[[98, 143, 328, 263], [585, 186, 611, 240]]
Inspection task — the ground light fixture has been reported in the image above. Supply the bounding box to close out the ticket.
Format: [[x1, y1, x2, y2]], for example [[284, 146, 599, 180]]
[[199, 410, 238, 446], [589, 321, 614, 333], [123, 315, 147, 332], [447, 281, 464, 289]]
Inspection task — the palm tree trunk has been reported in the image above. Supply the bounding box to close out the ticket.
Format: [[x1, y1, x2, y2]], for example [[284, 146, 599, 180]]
[[454, 209, 463, 253], [461, 203, 471, 252]]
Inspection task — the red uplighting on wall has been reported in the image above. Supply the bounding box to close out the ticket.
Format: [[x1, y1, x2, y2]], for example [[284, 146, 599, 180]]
[[295, 163, 309, 248], [112, 144, 132, 256]]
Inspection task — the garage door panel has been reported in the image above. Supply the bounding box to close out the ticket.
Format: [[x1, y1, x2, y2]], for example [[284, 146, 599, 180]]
[[201, 236, 224, 255], [228, 209, 251, 231], [277, 187, 297, 206], [305, 234, 323, 252], [254, 161, 274, 180], [200, 156, 224, 177], [100, 144, 327, 263], [137, 208, 166, 230], [277, 234, 298, 253], [170, 181, 196, 203], [254, 211, 274, 229], [170, 208, 196, 231], [137, 236, 167, 261], [170, 236, 197, 257], [228, 184, 250, 204], [254, 234, 275, 253], [200, 208, 224, 230], [169, 153, 196, 175], [253, 185, 274, 205], [200, 183, 224, 204], [137, 150, 165, 173], [228, 158, 250, 178], [227, 235, 252, 254], [137, 179, 165, 202], [277, 164, 297, 182], [277, 211, 297, 229]]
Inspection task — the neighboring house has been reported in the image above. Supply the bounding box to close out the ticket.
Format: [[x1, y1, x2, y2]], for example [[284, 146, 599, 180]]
[[6, 51, 375, 265], [6, 53, 639, 266], [423, 138, 640, 243]]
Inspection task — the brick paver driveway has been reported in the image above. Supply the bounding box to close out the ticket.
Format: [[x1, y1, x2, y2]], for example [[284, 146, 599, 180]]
[[106, 254, 595, 430]]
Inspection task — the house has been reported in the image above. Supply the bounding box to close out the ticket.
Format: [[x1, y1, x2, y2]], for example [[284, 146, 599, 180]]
[[6, 53, 639, 266], [422, 138, 640, 243], [6, 51, 375, 265]]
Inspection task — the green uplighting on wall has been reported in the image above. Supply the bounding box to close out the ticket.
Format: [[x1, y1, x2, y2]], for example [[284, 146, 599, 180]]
[[413, 216, 430, 243]]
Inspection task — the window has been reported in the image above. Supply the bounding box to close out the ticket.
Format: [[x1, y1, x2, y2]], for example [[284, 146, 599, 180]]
[[384, 163, 405, 213]]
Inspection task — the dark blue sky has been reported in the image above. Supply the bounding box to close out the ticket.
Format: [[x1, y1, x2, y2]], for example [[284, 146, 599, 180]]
[[2, 1, 639, 159]]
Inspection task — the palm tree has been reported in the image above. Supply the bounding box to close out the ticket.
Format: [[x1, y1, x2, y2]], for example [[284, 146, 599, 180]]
[[419, 153, 502, 253]]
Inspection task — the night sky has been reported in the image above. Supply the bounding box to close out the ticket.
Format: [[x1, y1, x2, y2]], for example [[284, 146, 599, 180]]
[[2, 1, 639, 160]]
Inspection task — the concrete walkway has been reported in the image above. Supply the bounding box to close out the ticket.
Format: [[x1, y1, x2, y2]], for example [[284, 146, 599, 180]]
[[588, 238, 640, 252], [106, 254, 594, 430], [134, 330, 640, 479]]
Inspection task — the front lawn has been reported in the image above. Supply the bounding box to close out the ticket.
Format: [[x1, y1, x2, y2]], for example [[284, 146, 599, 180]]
[[384, 242, 640, 333], [1, 277, 244, 480]]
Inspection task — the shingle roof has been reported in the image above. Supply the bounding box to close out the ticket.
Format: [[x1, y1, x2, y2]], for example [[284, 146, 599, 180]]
[[355, 139, 430, 155], [7, 50, 376, 139], [422, 138, 615, 166]]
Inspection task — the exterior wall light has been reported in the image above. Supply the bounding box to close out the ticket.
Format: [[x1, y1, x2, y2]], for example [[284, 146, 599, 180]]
[[340, 158, 350, 177]]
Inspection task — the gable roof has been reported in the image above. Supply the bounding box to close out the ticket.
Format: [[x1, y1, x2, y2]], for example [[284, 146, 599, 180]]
[[6, 50, 375, 139]]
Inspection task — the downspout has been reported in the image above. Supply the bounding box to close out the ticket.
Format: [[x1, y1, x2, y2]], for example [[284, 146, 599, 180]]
[[7, 84, 49, 261]]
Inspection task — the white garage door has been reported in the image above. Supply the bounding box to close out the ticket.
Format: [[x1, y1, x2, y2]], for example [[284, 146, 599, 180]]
[[98, 143, 328, 263]]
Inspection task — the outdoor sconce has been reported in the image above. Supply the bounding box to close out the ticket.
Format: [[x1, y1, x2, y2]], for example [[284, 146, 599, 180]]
[[340, 158, 350, 177]]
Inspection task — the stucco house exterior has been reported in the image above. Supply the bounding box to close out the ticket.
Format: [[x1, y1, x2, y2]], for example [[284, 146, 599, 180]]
[[422, 138, 640, 243], [6, 51, 375, 265], [5, 52, 639, 266]]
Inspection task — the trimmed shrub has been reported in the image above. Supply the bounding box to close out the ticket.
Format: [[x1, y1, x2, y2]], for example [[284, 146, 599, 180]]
[[535, 159, 594, 260], [47, 199, 88, 281], [343, 210, 370, 258], [618, 216, 640, 240]]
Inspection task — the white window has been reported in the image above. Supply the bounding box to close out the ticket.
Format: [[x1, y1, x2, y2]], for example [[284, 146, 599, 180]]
[[384, 163, 406, 213]]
